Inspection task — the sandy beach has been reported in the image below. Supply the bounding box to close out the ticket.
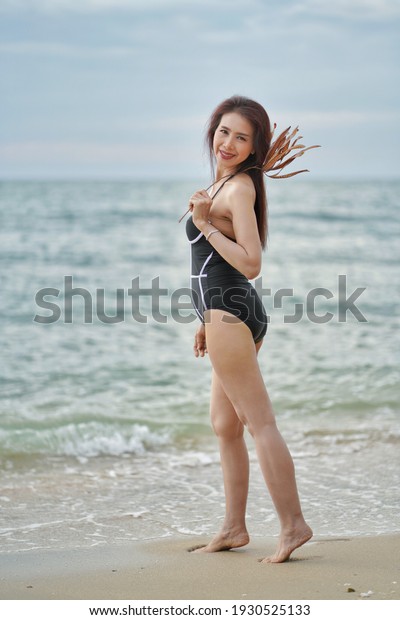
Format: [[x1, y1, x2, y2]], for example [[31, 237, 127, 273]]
[[0, 534, 399, 601]]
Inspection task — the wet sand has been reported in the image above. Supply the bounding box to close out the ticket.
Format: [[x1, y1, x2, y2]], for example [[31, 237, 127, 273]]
[[0, 534, 399, 600]]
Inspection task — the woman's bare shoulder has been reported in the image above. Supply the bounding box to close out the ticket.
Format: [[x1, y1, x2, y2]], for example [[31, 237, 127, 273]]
[[226, 173, 256, 203]]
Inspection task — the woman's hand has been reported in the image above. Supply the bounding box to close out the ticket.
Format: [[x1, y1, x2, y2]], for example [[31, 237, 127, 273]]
[[193, 323, 207, 357], [189, 190, 212, 230]]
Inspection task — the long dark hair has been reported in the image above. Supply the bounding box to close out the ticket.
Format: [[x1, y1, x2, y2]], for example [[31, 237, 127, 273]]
[[206, 95, 271, 249]]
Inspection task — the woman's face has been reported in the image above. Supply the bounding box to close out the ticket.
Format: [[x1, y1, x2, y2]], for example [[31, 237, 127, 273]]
[[213, 112, 254, 172]]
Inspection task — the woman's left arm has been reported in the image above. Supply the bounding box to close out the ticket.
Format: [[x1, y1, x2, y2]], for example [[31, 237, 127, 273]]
[[191, 183, 262, 280]]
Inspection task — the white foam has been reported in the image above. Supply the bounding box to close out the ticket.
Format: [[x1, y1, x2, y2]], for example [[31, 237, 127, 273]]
[[0, 422, 171, 458], [60, 423, 171, 457]]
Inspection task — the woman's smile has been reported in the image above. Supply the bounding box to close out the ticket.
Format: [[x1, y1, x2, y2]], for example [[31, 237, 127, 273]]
[[219, 149, 236, 160]]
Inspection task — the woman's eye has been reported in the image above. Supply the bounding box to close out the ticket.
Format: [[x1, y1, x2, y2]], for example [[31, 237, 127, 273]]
[[220, 129, 228, 134]]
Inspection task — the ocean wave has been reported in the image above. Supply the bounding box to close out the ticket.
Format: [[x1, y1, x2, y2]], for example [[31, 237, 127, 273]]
[[0, 422, 171, 458]]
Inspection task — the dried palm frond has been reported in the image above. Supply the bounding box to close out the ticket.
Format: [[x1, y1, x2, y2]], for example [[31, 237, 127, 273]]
[[261, 124, 320, 179]]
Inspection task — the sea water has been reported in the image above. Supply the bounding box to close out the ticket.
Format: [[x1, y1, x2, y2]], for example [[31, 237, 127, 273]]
[[0, 179, 399, 553]]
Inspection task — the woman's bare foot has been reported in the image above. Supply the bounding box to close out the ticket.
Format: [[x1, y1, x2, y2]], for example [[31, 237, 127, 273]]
[[188, 529, 249, 553], [261, 524, 313, 563]]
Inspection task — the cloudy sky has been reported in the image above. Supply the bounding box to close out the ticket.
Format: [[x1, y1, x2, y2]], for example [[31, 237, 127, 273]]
[[1, 0, 399, 179]]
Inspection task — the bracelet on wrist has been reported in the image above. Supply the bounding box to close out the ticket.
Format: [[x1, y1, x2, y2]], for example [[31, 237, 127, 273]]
[[206, 229, 220, 241]]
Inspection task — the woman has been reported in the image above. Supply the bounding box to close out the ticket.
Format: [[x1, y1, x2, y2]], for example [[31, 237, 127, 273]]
[[185, 95, 313, 563]]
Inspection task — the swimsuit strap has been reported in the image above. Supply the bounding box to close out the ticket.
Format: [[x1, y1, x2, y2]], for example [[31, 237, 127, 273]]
[[209, 173, 236, 201]]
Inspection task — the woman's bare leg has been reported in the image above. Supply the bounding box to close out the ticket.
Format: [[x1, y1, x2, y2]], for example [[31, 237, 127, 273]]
[[191, 370, 250, 552], [203, 310, 312, 563]]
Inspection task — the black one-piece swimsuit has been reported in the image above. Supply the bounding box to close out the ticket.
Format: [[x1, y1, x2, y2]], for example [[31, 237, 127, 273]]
[[185, 179, 268, 343]]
